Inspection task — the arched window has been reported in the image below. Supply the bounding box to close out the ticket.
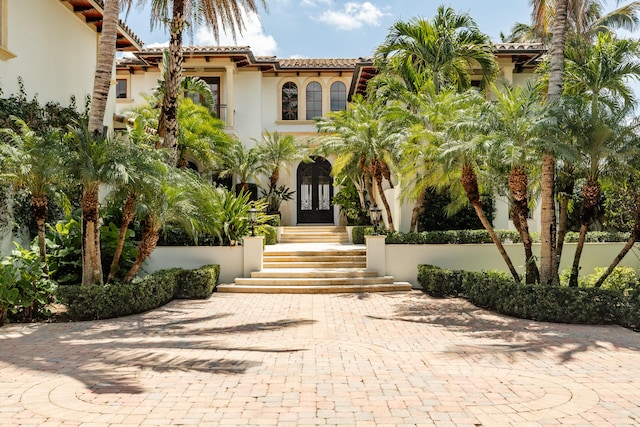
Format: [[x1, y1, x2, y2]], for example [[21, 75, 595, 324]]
[[282, 82, 298, 120], [306, 82, 322, 120], [330, 81, 346, 111]]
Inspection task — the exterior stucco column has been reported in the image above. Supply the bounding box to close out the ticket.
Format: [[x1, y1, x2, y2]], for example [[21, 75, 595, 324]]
[[243, 236, 264, 277], [225, 64, 235, 128], [365, 235, 386, 275]]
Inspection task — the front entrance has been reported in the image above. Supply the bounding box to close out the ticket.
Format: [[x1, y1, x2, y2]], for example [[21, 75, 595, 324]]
[[297, 156, 334, 223]]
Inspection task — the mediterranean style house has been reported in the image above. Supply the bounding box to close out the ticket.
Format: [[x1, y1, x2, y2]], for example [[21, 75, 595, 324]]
[[0, 0, 545, 234], [115, 43, 546, 231]]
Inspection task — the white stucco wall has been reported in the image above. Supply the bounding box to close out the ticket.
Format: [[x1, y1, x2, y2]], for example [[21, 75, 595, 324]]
[[0, 0, 98, 107], [234, 71, 264, 145]]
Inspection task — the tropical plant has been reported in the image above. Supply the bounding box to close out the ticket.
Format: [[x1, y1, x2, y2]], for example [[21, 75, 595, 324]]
[[315, 95, 408, 232], [146, 0, 267, 163], [561, 33, 640, 287], [219, 138, 262, 196], [373, 6, 498, 231], [254, 130, 308, 194], [0, 118, 67, 274], [261, 185, 295, 214], [64, 124, 133, 286]]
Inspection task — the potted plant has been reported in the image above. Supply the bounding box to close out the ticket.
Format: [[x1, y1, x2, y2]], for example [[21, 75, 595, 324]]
[[262, 185, 295, 215]]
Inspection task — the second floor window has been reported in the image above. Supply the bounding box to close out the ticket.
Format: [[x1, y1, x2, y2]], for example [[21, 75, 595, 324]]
[[116, 79, 127, 99], [330, 81, 346, 111], [282, 82, 298, 120], [306, 82, 322, 120]]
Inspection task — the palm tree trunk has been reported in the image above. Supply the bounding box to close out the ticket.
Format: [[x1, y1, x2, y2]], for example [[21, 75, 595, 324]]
[[554, 181, 574, 275], [374, 171, 395, 232], [508, 167, 539, 284], [31, 194, 49, 275], [540, 0, 569, 286], [410, 187, 427, 232], [540, 154, 558, 285], [124, 217, 159, 283], [88, 0, 119, 135], [569, 179, 601, 287], [81, 187, 103, 286], [160, 0, 186, 164], [107, 192, 136, 282], [462, 165, 520, 282], [595, 195, 640, 288]]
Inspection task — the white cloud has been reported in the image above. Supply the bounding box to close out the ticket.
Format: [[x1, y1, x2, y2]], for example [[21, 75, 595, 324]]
[[146, 41, 169, 49], [194, 11, 278, 56], [315, 2, 385, 31], [301, 0, 332, 7]]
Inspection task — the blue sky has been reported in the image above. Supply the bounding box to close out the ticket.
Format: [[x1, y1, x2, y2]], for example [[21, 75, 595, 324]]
[[121, 1, 534, 58]]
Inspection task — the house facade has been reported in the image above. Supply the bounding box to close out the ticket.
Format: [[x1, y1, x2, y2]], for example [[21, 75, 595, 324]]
[[116, 43, 545, 231]]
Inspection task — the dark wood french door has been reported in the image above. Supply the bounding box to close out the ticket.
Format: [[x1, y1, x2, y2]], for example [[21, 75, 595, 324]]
[[297, 156, 334, 223]]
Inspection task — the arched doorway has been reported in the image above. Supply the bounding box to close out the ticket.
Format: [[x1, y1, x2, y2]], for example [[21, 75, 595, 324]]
[[297, 156, 334, 223]]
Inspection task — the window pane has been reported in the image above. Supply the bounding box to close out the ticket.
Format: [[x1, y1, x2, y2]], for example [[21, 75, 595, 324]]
[[330, 81, 346, 111], [116, 79, 127, 99], [282, 82, 298, 120], [306, 82, 322, 120]]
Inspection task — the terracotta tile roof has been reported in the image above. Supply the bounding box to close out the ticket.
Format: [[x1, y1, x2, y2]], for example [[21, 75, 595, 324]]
[[494, 42, 545, 52], [278, 58, 359, 69]]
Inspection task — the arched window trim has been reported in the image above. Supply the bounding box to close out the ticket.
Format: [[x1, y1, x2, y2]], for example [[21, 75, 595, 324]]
[[329, 80, 347, 112], [305, 81, 323, 120]]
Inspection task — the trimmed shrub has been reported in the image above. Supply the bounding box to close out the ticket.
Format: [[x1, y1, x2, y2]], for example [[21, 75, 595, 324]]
[[56, 265, 220, 321], [418, 265, 638, 329], [260, 225, 278, 245], [175, 265, 220, 299], [351, 226, 374, 244]]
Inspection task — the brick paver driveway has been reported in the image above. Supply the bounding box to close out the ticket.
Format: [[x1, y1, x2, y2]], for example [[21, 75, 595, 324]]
[[1, 291, 639, 426]]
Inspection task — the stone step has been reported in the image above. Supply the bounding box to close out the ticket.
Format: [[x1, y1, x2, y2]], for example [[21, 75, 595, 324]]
[[264, 255, 365, 262], [264, 250, 366, 256], [234, 276, 395, 286], [263, 261, 366, 269], [279, 226, 349, 244], [217, 282, 412, 294], [251, 268, 378, 278]]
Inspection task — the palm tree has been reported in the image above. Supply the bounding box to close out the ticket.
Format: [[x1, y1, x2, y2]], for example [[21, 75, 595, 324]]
[[176, 98, 232, 171], [124, 168, 207, 282], [438, 94, 522, 283], [483, 83, 552, 284], [374, 6, 498, 231], [254, 130, 307, 194], [539, 0, 570, 286], [145, 0, 267, 163], [0, 118, 66, 273], [561, 33, 640, 287], [105, 120, 167, 282], [219, 138, 262, 197], [89, 0, 134, 136], [65, 124, 132, 286], [315, 95, 408, 232]]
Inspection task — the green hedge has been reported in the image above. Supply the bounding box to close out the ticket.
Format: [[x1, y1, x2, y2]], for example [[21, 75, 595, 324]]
[[417, 265, 640, 330], [174, 265, 220, 299], [56, 265, 220, 321], [352, 228, 629, 245]]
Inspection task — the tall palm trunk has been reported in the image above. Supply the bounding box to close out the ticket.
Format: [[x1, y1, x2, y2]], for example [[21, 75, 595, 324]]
[[88, 0, 119, 136], [508, 167, 539, 284], [569, 178, 601, 287], [124, 216, 160, 283], [107, 192, 136, 282], [81, 186, 103, 286], [595, 193, 640, 288], [159, 0, 186, 164], [31, 194, 49, 275], [462, 165, 520, 282], [540, 0, 569, 286], [554, 174, 575, 275], [373, 171, 395, 232]]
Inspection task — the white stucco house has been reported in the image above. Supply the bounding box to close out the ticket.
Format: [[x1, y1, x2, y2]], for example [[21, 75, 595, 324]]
[[115, 43, 545, 231], [0, 0, 545, 234]]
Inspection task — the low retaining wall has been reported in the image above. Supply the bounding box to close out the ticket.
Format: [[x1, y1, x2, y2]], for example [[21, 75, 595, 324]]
[[144, 246, 243, 284], [386, 243, 640, 286], [144, 242, 639, 288]]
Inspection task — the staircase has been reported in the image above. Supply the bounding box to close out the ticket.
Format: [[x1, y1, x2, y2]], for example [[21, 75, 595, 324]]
[[217, 226, 412, 294]]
